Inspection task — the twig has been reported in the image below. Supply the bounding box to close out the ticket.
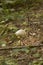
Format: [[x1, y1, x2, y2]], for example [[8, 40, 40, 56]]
[[0, 45, 43, 50]]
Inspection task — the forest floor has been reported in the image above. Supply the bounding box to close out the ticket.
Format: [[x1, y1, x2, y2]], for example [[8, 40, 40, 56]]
[[0, 0, 43, 65]]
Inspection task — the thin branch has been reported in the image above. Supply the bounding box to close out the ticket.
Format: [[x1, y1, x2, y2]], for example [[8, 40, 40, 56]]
[[0, 45, 43, 50]]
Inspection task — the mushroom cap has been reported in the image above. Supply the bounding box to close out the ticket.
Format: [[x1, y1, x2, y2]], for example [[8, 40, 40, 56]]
[[15, 29, 26, 37]]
